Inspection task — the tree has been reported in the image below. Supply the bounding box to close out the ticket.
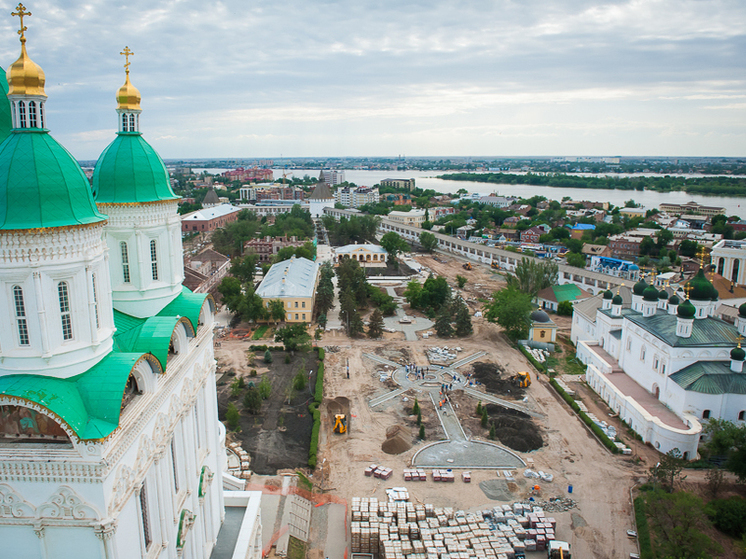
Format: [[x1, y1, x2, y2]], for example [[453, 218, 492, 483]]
[[484, 285, 533, 341], [489, 423, 496, 440], [435, 307, 454, 338], [243, 388, 262, 414], [274, 323, 311, 352], [264, 349, 273, 363], [706, 496, 746, 538], [481, 407, 488, 428], [226, 403, 240, 431], [645, 489, 722, 559], [418, 425, 425, 440], [509, 257, 558, 296], [557, 300, 573, 316], [230, 253, 258, 284], [456, 275, 467, 289], [656, 228, 674, 250], [404, 278, 423, 309], [639, 236, 657, 256], [348, 310, 365, 337], [566, 252, 586, 268], [315, 262, 336, 316], [703, 419, 746, 482], [293, 371, 307, 391], [367, 308, 384, 338], [679, 239, 699, 257], [258, 377, 272, 399], [420, 231, 438, 252], [317, 313, 327, 329], [412, 399, 420, 415], [649, 448, 686, 492], [454, 300, 473, 337], [268, 299, 286, 323], [380, 232, 410, 266]]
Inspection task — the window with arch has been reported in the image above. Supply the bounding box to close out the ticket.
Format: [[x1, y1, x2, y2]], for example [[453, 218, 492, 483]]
[[150, 240, 159, 281], [121, 373, 143, 411], [121, 113, 128, 131], [92, 273, 100, 329], [129, 114, 136, 131], [13, 285, 29, 346], [139, 481, 152, 550], [120, 241, 131, 283], [702, 409, 711, 420], [39, 102, 44, 128], [28, 101, 37, 127], [738, 410, 744, 421], [58, 282, 73, 340], [18, 101, 26, 128]]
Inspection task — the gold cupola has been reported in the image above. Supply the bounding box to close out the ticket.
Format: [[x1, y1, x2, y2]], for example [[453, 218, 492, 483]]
[[116, 46, 141, 111], [6, 4, 46, 98]]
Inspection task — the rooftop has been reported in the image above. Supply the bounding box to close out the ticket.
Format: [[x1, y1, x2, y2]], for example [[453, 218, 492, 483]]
[[670, 361, 746, 395], [624, 310, 739, 348], [256, 256, 319, 299], [182, 203, 241, 222]]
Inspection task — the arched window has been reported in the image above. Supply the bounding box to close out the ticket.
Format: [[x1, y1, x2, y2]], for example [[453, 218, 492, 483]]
[[122, 113, 128, 131], [58, 282, 73, 340], [92, 273, 100, 329], [18, 101, 26, 128], [39, 102, 44, 128], [150, 240, 159, 281], [718, 257, 725, 276], [28, 101, 36, 127], [12, 285, 29, 346], [129, 114, 136, 131], [702, 409, 711, 420], [738, 410, 745, 421], [733, 259, 741, 284], [120, 242, 131, 283]]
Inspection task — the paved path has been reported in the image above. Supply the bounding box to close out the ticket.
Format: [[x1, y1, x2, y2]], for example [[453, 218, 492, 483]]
[[462, 387, 542, 418], [369, 387, 408, 408], [429, 392, 466, 441], [450, 351, 487, 369], [362, 353, 401, 368]]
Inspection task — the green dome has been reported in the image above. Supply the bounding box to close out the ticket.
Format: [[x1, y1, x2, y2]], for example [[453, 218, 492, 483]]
[[0, 130, 105, 230], [668, 294, 680, 305], [686, 268, 717, 301], [677, 299, 696, 319], [731, 346, 745, 361], [633, 278, 649, 296], [643, 285, 659, 302], [0, 67, 11, 144], [92, 132, 178, 203], [658, 289, 669, 300], [739, 302, 746, 318], [612, 294, 623, 305], [603, 290, 613, 300]]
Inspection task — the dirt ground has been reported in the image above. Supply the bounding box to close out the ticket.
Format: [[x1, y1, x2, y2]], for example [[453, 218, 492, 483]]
[[216, 346, 319, 475], [310, 254, 650, 559]]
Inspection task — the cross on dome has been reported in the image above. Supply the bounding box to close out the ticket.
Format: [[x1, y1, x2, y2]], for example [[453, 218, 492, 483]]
[[11, 3, 30, 44], [120, 46, 134, 74]]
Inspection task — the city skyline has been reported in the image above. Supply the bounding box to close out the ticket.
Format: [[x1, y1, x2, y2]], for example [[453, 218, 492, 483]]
[[1, 0, 744, 160]]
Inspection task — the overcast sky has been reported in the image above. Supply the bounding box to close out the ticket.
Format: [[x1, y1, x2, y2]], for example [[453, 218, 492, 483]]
[[1, 0, 744, 160]]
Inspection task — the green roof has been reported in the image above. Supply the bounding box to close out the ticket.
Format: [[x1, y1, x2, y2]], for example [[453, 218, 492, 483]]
[[0, 130, 106, 230], [552, 284, 586, 303], [626, 311, 739, 347], [0, 67, 11, 144], [0, 352, 160, 440], [113, 311, 194, 370], [158, 286, 211, 333], [670, 361, 746, 394], [92, 132, 178, 204]]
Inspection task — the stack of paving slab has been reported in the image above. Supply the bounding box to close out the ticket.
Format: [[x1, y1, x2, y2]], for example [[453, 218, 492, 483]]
[[350, 497, 562, 558], [554, 379, 575, 397], [403, 469, 428, 481], [366, 464, 394, 479], [426, 346, 458, 363], [521, 344, 548, 363], [432, 469, 456, 482]]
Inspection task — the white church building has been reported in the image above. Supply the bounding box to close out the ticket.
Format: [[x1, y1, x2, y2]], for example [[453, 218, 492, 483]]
[[0, 11, 261, 559], [572, 271, 746, 459]]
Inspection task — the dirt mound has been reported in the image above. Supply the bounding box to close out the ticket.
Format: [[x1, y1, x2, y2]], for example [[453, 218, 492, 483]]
[[484, 404, 543, 452], [326, 396, 350, 416], [382, 425, 412, 455], [471, 362, 527, 398]]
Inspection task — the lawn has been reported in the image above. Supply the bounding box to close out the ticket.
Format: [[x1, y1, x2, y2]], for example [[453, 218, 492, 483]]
[[251, 325, 270, 340]]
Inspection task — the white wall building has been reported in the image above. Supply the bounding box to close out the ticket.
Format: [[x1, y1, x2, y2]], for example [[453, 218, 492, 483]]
[[712, 239, 746, 285]]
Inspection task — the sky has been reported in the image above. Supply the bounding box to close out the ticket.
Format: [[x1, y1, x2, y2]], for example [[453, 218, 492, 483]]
[[0, 0, 744, 160]]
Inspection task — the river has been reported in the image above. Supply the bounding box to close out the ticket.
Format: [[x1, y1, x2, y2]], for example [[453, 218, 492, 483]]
[[271, 169, 746, 219]]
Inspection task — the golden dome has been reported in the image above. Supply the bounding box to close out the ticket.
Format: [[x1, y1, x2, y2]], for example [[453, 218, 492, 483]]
[[117, 72, 141, 111], [7, 3, 46, 98]]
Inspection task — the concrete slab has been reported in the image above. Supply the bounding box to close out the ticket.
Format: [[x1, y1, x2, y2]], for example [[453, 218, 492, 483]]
[[259, 494, 281, 550], [413, 440, 526, 469], [324, 503, 349, 559], [209, 507, 246, 559]]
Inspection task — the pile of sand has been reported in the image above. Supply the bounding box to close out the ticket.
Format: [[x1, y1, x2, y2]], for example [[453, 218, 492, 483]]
[[381, 425, 412, 455], [326, 396, 350, 416]]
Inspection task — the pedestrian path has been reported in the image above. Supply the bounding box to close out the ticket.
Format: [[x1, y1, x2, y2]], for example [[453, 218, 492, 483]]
[[362, 353, 401, 368], [462, 387, 542, 418], [429, 392, 466, 441], [450, 350, 487, 369], [369, 387, 408, 408]]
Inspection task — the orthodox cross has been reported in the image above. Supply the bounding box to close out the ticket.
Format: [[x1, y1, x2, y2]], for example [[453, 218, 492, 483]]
[[120, 46, 134, 74], [684, 283, 693, 300], [12, 3, 31, 43]]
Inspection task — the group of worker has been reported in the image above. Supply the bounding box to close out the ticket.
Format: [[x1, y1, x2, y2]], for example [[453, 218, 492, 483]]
[[405, 363, 430, 379]]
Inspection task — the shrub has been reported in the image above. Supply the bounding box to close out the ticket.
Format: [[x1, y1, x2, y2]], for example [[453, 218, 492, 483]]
[[412, 399, 420, 415], [557, 300, 573, 316], [308, 404, 321, 468], [519, 345, 548, 373], [489, 423, 496, 440], [634, 497, 654, 559], [706, 496, 746, 538], [476, 401, 482, 415], [481, 408, 488, 428], [264, 350, 273, 364], [258, 377, 272, 400], [419, 425, 425, 440], [314, 363, 324, 404], [243, 388, 262, 414], [250, 369, 257, 377], [237, 377, 246, 389], [293, 371, 307, 391], [226, 403, 240, 431], [285, 354, 291, 364], [417, 409, 422, 426], [230, 378, 243, 398], [317, 347, 325, 361]]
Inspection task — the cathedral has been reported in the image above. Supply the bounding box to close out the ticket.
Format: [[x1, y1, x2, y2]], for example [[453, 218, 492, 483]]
[[0, 6, 226, 558]]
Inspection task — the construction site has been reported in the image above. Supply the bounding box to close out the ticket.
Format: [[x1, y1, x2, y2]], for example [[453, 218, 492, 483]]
[[214, 253, 651, 558]]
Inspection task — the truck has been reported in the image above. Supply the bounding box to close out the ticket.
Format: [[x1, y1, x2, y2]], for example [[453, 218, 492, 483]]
[[548, 540, 571, 558]]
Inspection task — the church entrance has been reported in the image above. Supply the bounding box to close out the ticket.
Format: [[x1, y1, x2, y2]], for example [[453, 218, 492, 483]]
[[653, 384, 660, 399]]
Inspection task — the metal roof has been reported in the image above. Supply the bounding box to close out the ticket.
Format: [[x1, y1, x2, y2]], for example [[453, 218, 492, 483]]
[[181, 203, 241, 221], [256, 256, 319, 299], [625, 312, 739, 348], [670, 361, 746, 394], [336, 243, 388, 255], [0, 130, 106, 230], [93, 132, 178, 203], [308, 181, 333, 200], [0, 67, 11, 144]]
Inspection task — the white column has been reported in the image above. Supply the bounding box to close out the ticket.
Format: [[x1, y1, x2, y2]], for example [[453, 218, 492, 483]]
[[86, 267, 99, 344], [32, 271, 51, 357]]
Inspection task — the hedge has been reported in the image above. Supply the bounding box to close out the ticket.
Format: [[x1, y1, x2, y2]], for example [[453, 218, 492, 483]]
[[519, 345, 547, 374], [634, 496, 654, 559], [549, 379, 619, 454], [317, 347, 325, 361], [249, 344, 283, 352], [308, 358, 325, 468]]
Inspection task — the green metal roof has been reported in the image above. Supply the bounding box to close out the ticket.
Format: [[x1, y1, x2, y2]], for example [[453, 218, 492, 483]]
[[670, 361, 746, 394], [0, 130, 106, 230], [0, 352, 160, 440], [158, 286, 211, 332], [626, 311, 739, 348], [0, 67, 11, 144], [113, 313, 193, 370], [92, 132, 178, 203], [552, 284, 585, 303]]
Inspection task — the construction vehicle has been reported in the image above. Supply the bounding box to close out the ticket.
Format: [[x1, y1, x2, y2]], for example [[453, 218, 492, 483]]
[[548, 541, 571, 558], [333, 414, 347, 434], [462, 262, 472, 270], [512, 371, 531, 388], [491, 262, 500, 269]]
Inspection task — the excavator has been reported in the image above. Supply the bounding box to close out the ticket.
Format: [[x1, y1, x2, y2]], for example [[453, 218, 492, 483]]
[[462, 262, 473, 270], [491, 262, 500, 269], [512, 371, 531, 388], [333, 414, 347, 434]]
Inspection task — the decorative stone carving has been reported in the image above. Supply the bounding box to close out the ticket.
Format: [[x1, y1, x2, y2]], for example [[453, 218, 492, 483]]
[[37, 486, 100, 521], [176, 509, 196, 552], [0, 483, 35, 518]]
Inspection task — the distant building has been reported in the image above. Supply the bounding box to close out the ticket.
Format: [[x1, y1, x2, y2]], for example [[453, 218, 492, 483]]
[[183, 248, 231, 293], [520, 224, 550, 243], [322, 169, 346, 186], [308, 171, 335, 218], [619, 207, 647, 218], [582, 244, 612, 258], [388, 209, 426, 228], [479, 195, 514, 208], [181, 203, 242, 232], [380, 178, 416, 191], [255, 256, 320, 322], [589, 255, 641, 281], [245, 236, 307, 263], [335, 244, 388, 267], [659, 200, 725, 217], [203, 187, 220, 207], [222, 166, 273, 183], [536, 284, 592, 312], [712, 239, 746, 285], [335, 186, 380, 208], [570, 223, 596, 239], [608, 229, 659, 260]]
